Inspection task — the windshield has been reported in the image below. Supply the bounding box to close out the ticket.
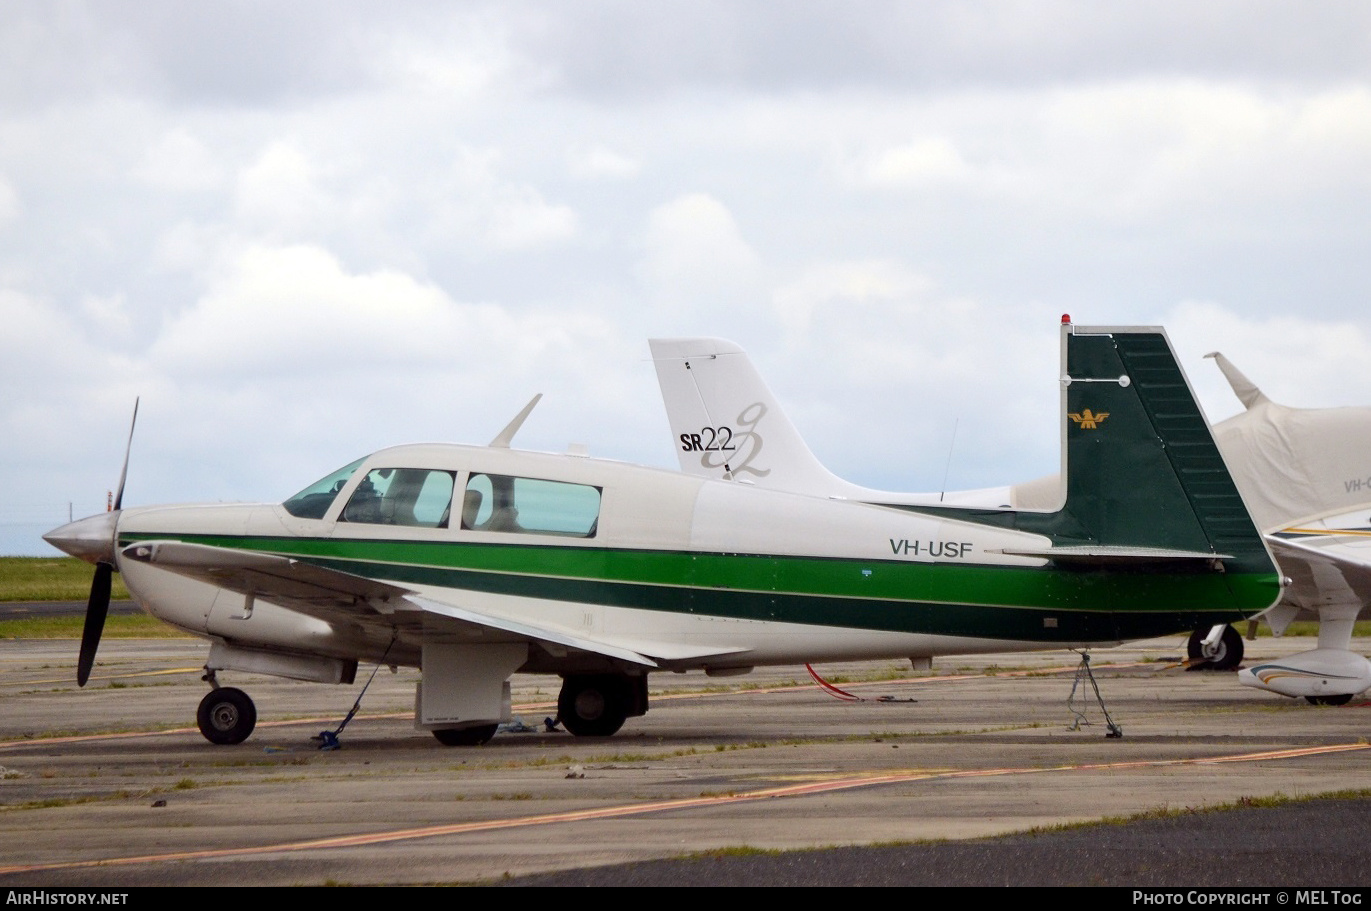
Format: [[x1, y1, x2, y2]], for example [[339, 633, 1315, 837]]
[[282, 457, 366, 519]]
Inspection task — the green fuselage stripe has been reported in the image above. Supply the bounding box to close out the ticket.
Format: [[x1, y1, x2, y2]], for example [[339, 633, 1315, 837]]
[[120, 533, 1279, 643]]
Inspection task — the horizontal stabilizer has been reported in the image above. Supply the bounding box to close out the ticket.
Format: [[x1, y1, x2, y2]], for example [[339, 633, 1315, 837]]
[[993, 545, 1235, 566]]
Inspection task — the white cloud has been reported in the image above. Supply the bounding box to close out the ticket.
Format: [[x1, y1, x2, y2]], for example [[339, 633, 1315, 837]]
[[485, 185, 579, 249], [145, 242, 637, 440], [772, 260, 934, 339], [1165, 300, 1371, 420], [152, 243, 481, 375], [233, 141, 328, 236], [361, 9, 546, 100], [0, 175, 19, 223], [1013, 81, 1371, 220], [422, 147, 578, 252], [78, 292, 134, 343], [134, 127, 225, 192], [858, 136, 974, 187], [567, 144, 642, 180], [0, 287, 158, 518], [149, 219, 229, 274], [639, 193, 763, 313]]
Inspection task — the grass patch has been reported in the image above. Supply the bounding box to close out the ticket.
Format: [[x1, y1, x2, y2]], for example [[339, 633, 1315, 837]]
[[0, 557, 130, 602], [684, 845, 782, 859], [4, 791, 136, 812], [0, 613, 191, 640]]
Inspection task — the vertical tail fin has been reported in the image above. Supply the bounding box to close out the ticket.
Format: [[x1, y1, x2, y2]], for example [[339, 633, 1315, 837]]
[[1053, 323, 1265, 561], [918, 323, 1275, 584], [648, 338, 856, 493]]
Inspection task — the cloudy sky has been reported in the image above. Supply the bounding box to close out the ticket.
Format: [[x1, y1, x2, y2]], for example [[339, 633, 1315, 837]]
[[5, 2, 1371, 555]]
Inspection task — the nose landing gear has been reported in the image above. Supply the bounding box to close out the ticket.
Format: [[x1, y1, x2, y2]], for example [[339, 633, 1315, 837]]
[[196, 686, 257, 745]]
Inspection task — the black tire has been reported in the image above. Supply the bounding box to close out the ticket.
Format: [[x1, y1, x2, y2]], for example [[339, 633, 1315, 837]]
[[432, 724, 499, 746], [558, 675, 629, 737], [1306, 694, 1354, 706], [1186, 625, 1244, 671], [196, 687, 256, 745]]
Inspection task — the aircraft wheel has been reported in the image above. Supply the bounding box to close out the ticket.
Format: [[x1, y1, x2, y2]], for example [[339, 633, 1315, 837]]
[[196, 687, 257, 745], [1306, 694, 1354, 706], [558, 675, 629, 737], [1186, 625, 1243, 671], [432, 724, 499, 746]]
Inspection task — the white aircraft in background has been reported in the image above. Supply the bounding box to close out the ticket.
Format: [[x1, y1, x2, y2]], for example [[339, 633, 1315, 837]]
[[44, 322, 1278, 747], [651, 332, 1371, 705], [1202, 354, 1371, 704]]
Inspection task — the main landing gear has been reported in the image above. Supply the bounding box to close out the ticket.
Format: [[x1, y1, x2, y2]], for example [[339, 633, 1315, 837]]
[[556, 674, 648, 737], [190, 672, 652, 745], [196, 686, 257, 745], [432, 724, 499, 746], [1187, 624, 1244, 671]]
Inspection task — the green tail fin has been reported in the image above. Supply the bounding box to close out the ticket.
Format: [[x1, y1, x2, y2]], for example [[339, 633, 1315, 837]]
[[913, 323, 1275, 577], [1056, 325, 1265, 562]]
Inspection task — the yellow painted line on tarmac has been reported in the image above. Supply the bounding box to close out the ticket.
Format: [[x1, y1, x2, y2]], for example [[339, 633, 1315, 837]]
[[0, 713, 416, 750], [652, 660, 1147, 702], [0, 667, 202, 688], [2, 740, 1366, 876]]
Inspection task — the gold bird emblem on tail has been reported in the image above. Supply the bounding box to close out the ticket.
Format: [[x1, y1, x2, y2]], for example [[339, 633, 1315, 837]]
[[1068, 409, 1109, 430]]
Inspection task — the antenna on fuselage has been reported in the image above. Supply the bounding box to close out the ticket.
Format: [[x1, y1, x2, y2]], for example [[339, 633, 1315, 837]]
[[489, 394, 543, 448]]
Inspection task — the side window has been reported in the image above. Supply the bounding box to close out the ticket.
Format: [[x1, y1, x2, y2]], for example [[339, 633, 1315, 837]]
[[461, 473, 600, 538], [340, 468, 456, 528]]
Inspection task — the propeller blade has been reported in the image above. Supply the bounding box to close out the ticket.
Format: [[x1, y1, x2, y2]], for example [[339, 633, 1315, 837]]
[[112, 398, 139, 512], [77, 561, 113, 687], [74, 398, 138, 685]]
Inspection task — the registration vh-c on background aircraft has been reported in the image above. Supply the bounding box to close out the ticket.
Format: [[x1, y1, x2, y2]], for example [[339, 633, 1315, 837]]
[[44, 319, 1281, 747], [653, 326, 1371, 706]]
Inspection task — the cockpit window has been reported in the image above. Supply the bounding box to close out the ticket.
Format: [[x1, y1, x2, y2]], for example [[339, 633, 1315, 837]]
[[282, 457, 366, 519], [340, 468, 457, 528], [461, 473, 600, 537]]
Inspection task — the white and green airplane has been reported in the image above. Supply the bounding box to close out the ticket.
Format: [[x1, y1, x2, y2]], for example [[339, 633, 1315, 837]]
[[45, 321, 1280, 746], [653, 326, 1371, 705]]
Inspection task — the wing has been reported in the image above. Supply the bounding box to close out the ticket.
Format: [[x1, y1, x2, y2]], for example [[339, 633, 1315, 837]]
[[120, 540, 751, 667]]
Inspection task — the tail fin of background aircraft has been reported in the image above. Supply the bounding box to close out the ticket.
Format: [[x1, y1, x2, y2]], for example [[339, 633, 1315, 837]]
[[1205, 351, 1270, 410], [648, 337, 858, 493], [649, 336, 1012, 507]]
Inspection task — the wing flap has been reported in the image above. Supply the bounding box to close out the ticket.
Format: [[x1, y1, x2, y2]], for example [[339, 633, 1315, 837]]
[[407, 595, 750, 666]]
